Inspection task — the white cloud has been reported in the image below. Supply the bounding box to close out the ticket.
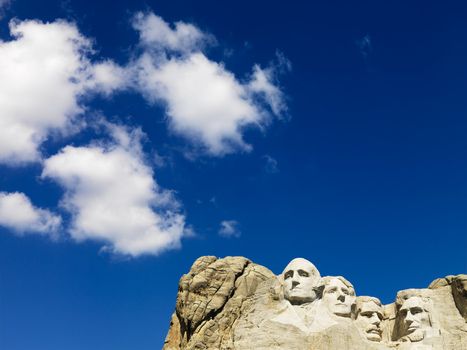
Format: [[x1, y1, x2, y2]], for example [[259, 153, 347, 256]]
[[41, 123, 186, 256], [87, 60, 130, 96], [218, 220, 241, 238], [132, 12, 213, 54], [0, 14, 287, 163], [132, 12, 287, 156], [0, 12, 288, 257], [248, 65, 286, 116], [0, 19, 126, 165], [135, 53, 260, 154], [0, 192, 61, 235]]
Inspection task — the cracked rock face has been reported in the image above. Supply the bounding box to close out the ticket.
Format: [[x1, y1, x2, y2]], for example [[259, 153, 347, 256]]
[[163, 257, 467, 350], [164, 256, 275, 350]]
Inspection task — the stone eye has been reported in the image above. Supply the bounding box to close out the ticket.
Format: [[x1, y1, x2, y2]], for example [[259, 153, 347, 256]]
[[284, 271, 293, 279], [298, 270, 309, 277]]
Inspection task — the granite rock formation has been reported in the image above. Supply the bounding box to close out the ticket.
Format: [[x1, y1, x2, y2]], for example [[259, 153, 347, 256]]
[[163, 256, 467, 350]]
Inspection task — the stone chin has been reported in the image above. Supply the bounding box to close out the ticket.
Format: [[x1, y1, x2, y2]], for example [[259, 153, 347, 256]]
[[405, 329, 425, 342], [286, 291, 316, 304], [330, 303, 351, 316], [404, 322, 427, 339], [285, 293, 316, 304], [365, 329, 382, 342]]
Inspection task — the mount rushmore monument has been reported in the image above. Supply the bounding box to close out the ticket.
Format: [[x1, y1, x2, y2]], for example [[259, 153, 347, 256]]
[[163, 256, 467, 349]]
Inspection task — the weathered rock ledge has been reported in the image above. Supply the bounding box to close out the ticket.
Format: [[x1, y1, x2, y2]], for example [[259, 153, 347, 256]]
[[163, 256, 467, 350]]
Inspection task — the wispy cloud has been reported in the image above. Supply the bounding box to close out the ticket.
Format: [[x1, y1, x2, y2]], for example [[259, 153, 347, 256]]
[[263, 154, 279, 174], [356, 34, 372, 59], [218, 220, 241, 238]]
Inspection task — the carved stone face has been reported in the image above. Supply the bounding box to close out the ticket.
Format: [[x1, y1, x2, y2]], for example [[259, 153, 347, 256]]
[[399, 297, 431, 340], [355, 299, 383, 342], [322, 277, 356, 317], [282, 258, 320, 305]]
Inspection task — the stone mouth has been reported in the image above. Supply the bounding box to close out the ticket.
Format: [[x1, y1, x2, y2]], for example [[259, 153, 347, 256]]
[[289, 288, 304, 294], [407, 326, 420, 333]]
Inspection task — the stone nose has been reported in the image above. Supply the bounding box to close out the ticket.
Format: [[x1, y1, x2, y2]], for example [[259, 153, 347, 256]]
[[337, 294, 345, 302], [405, 311, 416, 324], [369, 313, 380, 325], [292, 280, 299, 288]]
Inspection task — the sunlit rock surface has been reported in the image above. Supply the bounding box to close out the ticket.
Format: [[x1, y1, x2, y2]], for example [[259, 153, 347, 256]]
[[163, 256, 467, 349]]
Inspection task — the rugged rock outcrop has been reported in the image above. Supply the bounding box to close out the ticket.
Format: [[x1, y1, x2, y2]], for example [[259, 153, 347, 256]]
[[163, 256, 467, 350]]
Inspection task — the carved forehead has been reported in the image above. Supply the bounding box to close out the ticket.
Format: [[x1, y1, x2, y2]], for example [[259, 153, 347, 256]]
[[322, 276, 355, 293], [358, 300, 383, 313], [400, 297, 429, 311], [356, 296, 382, 310], [282, 258, 320, 277]]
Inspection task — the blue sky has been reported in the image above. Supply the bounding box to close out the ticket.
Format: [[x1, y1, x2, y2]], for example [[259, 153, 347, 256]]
[[1, 1, 466, 349]]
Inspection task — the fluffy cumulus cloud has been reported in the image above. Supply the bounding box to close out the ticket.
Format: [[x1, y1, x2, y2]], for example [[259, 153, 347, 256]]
[[41, 124, 186, 256], [0, 19, 126, 165], [0, 192, 61, 235], [131, 12, 288, 156], [218, 220, 241, 238], [0, 13, 287, 163], [0, 11, 288, 257], [135, 53, 260, 154]]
